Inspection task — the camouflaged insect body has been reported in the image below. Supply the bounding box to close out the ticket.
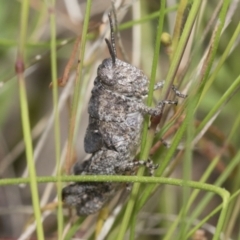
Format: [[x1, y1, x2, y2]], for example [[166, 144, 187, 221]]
[[62, 14, 186, 216], [62, 58, 152, 215]]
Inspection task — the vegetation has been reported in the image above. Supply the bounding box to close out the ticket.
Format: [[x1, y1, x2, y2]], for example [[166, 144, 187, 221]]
[[0, 0, 239, 239]]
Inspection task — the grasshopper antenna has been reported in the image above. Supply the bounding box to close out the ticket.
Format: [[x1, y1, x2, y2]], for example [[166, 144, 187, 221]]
[[105, 12, 117, 66], [111, 0, 129, 62]]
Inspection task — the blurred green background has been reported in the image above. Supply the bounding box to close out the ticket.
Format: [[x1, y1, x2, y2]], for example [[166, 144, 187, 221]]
[[0, 0, 240, 239]]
